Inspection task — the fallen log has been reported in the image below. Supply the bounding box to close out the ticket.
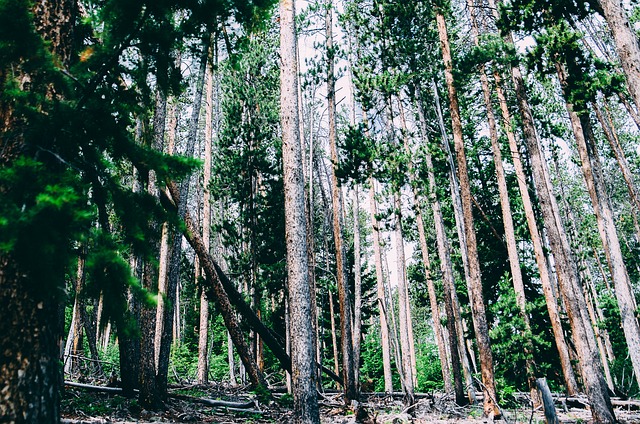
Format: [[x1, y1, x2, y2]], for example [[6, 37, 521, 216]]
[[168, 392, 256, 409], [65, 381, 258, 410], [612, 399, 640, 410], [65, 381, 131, 394]]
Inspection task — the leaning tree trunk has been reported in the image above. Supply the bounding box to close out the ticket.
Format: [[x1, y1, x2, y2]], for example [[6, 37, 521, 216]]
[[467, 1, 538, 398], [280, 0, 321, 421], [165, 184, 269, 391], [492, 12, 615, 415], [593, 101, 640, 241], [435, 10, 500, 418], [597, 0, 640, 113], [556, 61, 640, 392], [158, 39, 209, 398], [492, 69, 579, 395], [430, 84, 479, 404]]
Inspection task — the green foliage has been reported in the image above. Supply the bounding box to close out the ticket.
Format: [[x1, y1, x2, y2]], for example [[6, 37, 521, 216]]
[[0, 157, 92, 295], [170, 343, 198, 382], [599, 292, 640, 396], [360, 324, 391, 392], [489, 273, 555, 391], [336, 123, 378, 185], [416, 343, 444, 392], [99, 339, 121, 377]]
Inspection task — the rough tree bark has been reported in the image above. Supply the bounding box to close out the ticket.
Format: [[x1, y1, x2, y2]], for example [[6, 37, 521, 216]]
[[557, 62, 640, 392], [368, 178, 394, 393], [326, 0, 358, 404], [280, 0, 321, 421], [197, 48, 215, 386], [467, 0, 538, 398], [490, 11, 616, 415], [435, 11, 500, 417], [492, 70, 579, 395], [415, 88, 471, 405], [0, 1, 74, 421], [597, 0, 640, 112]]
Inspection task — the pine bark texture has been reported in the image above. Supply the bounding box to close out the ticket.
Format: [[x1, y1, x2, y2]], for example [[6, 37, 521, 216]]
[[368, 180, 394, 393], [0, 259, 63, 424], [558, 63, 640, 391], [352, 187, 363, 390], [326, 0, 357, 403], [598, 0, 640, 112], [197, 54, 215, 385], [492, 71, 579, 395], [0, 1, 74, 422], [503, 44, 615, 421], [467, 3, 538, 390], [430, 84, 478, 404], [394, 192, 415, 404], [436, 11, 499, 417], [280, 0, 321, 421]]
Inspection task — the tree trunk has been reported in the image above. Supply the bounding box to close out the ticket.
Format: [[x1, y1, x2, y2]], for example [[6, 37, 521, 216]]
[[492, 69, 579, 395], [550, 151, 617, 392], [1, 258, 64, 424], [138, 90, 167, 411], [326, 0, 357, 404], [81, 292, 102, 377], [597, 0, 640, 112], [429, 84, 479, 404], [493, 18, 615, 416], [0, 1, 74, 421], [435, 11, 499, 418], [467, 1, 538, 396], [593, 101, 640, 241], [280, 0, 321, 420], [228, 331, 237, 385], [197, 271, 210, 384], [329, 288, 341, 380], [394, 191, 415, 405], [197, 48, 215, 386], [165, 184, 269, 391], [159, 39, 210, 398], [368, 179, 394, 393], [402, 113, 452, 394], [557, 62, 640, 392], [414, 90, 468, 404], [352, 186, 363, 390]]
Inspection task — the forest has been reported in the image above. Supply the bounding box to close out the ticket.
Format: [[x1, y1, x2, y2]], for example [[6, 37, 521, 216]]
[[2, 0, 640, 423]]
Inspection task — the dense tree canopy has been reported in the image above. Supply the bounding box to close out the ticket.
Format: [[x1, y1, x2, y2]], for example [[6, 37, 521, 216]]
[[2, 0, 640, 422]]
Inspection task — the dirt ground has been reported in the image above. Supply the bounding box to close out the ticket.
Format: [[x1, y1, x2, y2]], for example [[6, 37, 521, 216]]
[[60, 385, 640, 423]]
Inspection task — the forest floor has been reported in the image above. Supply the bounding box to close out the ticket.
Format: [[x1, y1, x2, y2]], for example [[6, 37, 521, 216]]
[[61, 382, 640, 423]]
